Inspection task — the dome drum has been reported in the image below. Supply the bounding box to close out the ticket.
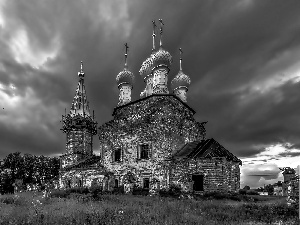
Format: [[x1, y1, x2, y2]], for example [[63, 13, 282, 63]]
[[117, 81, 133, 89], [151, 64, 170, 74], [144, 72, 154, 81], [173, 85, 188, 92]]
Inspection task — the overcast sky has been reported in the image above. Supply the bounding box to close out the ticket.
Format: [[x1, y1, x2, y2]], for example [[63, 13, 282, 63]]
[[0, 0, 300, 189]]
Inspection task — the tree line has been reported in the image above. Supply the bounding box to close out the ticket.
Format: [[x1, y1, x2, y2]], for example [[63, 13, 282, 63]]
[[0, 152, 60, 194]]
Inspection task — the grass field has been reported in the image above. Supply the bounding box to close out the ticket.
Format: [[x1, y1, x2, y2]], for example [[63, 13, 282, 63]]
[[0, 191, 299, 225]]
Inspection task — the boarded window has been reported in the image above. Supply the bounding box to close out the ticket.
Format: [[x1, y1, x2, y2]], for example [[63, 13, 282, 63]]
[[115, 148, 121, 162], [140, 144, 149, 159], [143, 178, 150, 189]]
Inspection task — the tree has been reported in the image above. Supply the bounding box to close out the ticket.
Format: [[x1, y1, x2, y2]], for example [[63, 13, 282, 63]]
[[2, 152, 24, 181], [243, 185, 250, 190], [256, 187, 264, 192], [22, 153, 36, 185], [0, 169, 14, 194], [265, 184, 274, 195]]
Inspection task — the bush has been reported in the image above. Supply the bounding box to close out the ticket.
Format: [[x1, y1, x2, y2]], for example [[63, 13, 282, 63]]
[[68, 193, 82, 200], [0, 195, 15, 204], [49, 189, 69, 198], [89, 185, 103, 199], [246, 190, 259, 195], [68, 187, 89, 194], [203, 191, 230, 200], [112, 185, 125, 195], [132, 187, 149, 196], [239, 189, 247, 195], [159, 188, 169, 197], [168, 183, 182, 197]]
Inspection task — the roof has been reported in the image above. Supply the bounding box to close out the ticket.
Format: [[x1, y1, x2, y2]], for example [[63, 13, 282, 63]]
[[62, 155, 102, 171], [69, 62, 92, 117], [112, 94, 196, 117], [172, 138, 242, 165]]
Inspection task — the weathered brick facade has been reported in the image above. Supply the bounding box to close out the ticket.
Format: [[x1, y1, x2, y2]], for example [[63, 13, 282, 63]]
[[98, 94, 242, 194]]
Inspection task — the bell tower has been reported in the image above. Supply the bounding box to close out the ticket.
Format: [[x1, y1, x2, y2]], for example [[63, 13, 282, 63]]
[[60, 61, 97, 169]]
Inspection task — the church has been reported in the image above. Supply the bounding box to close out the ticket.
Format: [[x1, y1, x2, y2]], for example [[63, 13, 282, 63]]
[[59, 20, 242, 195]]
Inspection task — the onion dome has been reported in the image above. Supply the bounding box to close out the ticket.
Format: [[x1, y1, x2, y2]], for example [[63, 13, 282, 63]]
[[152, 46, 172, 71], [139, 20, 157, 80], [171, 70, 191, 90], [116, 43, 134, 88], [171, 48, 191, 90], [139, 53, 155, 80], [116, 67, 134, 88], [151, 19, 172, 71]]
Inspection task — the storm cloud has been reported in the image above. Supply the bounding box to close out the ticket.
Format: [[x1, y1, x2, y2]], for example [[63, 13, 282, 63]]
[[0, 0, 300, 188]]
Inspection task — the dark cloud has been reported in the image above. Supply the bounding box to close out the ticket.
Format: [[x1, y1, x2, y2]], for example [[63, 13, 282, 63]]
[[1, 0, 300, 188]]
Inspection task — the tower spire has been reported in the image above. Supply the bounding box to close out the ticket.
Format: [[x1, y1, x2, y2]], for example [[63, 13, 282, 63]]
[[179, 48, 183, 71], [152, 20, 156, 52], [70, 61, 91, 116], [124, 43, 129, 69], [158, 19, 164, 47]]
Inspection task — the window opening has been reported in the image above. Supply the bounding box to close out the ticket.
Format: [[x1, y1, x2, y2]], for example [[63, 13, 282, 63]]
[[140, 144, 149, 159], [143, 178, 150, 189], [115, 148, 121, 162]]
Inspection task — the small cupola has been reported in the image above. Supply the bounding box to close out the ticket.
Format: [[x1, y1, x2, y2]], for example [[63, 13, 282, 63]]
[[171, 48, 191, 103], [116, 43, 134, 106]]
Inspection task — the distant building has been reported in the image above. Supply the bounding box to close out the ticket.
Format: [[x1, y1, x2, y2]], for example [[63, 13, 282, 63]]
[[59, 21, 242, 194], [279, 167, 298, 197], [258, 191, 268, 195]]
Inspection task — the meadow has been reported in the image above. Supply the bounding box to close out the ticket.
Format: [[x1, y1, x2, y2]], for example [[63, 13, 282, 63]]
[[0, 189, 299, 225]]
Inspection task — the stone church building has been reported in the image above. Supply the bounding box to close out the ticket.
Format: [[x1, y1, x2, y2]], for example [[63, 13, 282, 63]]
[[59, 20, 242, 194]]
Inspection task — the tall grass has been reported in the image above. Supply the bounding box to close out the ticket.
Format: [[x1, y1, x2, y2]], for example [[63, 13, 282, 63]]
[[0, 191, 299, 224]]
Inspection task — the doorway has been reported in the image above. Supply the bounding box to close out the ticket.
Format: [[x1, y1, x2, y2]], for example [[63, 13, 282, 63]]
[[192, 174, 204, 191]]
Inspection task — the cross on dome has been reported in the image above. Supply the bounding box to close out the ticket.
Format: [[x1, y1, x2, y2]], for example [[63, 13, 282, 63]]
[[179, 48, 183, 71], [78, 61, 85, 78], [152, 20, 157, 52], [124, 43, 129, 68], [158, 19, 164, 47]]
